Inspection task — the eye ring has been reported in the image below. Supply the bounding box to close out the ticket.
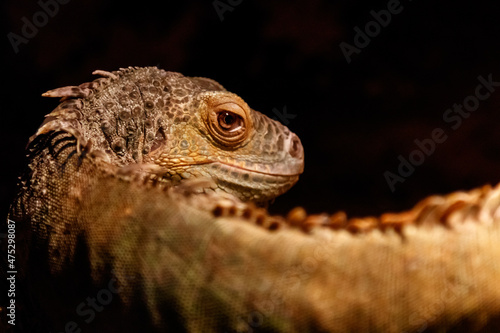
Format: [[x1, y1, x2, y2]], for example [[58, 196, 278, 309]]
[[206, 100, 250, 147]]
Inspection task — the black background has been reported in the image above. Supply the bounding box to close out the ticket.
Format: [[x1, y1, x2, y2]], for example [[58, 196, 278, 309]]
[[3, 0, 500, 219]]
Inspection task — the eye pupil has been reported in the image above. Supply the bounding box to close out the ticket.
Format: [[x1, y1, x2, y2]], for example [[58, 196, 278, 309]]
[[223, 113, 234, 125], [218, 111, 241, 131]]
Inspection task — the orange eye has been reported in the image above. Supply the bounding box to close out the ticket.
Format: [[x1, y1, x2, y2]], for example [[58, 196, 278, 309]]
[[217, 111, 243, 132], [205, 98, 250, 147]]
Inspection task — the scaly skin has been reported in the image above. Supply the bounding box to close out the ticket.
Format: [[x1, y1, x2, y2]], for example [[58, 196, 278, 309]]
[[39, 67, 304, 202], [4, 67, 500, 332], [3, 67, 305, 332]]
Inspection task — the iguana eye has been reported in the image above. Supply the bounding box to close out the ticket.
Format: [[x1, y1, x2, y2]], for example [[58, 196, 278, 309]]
[[206, 98, 250, 147], [217, 111, 243, 132]]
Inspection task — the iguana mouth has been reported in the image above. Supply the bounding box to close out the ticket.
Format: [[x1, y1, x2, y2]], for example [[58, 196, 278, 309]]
[[154, 160, 300, 184], [205, 161, 299, 201], [154, 160, 298, 201], [212, 162, 302, 179], [164, 159, 303, 179], [213, 156, 304, 178]]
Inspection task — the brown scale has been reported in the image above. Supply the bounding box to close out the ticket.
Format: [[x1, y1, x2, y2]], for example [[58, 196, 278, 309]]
[[280, 183, 498, 236], [211, 201, 285, 231]]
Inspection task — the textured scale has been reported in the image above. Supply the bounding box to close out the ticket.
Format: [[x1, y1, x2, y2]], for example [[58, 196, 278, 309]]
[[37, 67, 304, 202], [4, 67, 500, 333]]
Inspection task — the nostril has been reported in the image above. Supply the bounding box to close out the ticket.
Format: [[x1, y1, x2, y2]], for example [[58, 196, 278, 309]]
[[289, 134, 303, 159]]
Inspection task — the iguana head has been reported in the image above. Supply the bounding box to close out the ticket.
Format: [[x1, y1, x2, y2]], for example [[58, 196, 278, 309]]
[[39, 67, 304, 202]]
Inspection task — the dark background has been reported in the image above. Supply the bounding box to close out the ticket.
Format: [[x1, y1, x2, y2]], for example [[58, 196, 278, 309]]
[[3, 0, 500, 219]]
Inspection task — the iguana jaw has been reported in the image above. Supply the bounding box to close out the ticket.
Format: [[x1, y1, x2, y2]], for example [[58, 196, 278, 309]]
[[150, 159, 302, 202], [215, 161, 302, 177], [209, 162, 300, 201]]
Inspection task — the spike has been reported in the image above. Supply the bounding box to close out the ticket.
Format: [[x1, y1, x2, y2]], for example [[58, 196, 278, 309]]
[[92, 70, 118, 80], [42, 86, 88, 98]]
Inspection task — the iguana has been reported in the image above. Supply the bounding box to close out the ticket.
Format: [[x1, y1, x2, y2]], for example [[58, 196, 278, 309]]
[[3, 67, 500, 332]]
